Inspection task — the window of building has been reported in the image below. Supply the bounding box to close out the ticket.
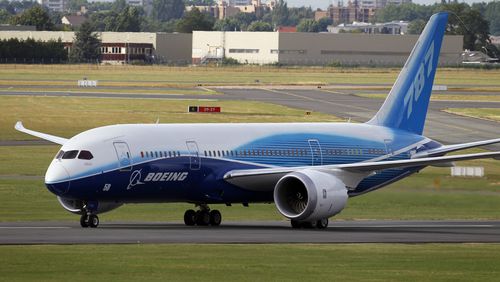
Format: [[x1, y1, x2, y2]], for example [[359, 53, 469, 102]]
[[228, 49, 259, 54]]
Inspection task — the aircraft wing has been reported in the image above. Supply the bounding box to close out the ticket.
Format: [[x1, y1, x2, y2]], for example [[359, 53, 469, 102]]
[[224, 151, 500, 191], [414, 138, 500, 158], [14, 121, 68, 145]]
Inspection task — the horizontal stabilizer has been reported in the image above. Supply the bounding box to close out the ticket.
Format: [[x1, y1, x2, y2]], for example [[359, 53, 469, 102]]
[[14, 121, 68, 145]]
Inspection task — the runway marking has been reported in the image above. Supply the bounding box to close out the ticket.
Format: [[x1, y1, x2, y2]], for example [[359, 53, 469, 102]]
[[261, 88, 376, 114], [340, 225, 495, 228]]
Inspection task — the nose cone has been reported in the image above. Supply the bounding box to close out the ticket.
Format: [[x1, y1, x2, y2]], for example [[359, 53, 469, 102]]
[[45, 161, 70, 195]]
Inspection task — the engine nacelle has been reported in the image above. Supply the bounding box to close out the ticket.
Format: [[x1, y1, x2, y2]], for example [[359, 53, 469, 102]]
[[57, 196, 122, 215], [274, 169, 348, 221]]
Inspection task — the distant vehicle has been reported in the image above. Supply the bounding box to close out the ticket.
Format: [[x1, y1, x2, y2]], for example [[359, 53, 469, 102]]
[[16, 12, 500, 229]]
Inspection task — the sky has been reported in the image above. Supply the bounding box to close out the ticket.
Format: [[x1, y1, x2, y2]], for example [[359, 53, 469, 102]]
[[284, 0, 496, 9]]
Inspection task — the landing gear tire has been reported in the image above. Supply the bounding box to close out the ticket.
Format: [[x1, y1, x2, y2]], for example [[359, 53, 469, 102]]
[[316, 218, 328, 229], [209, 210, 222, 226], [88, 214, 99, 228], [184, 209, 196, 226], [290, 219, 328, 229], [291, 220, 301, 229], [196, 210, 210, 226], [80, 214, 89, 228]]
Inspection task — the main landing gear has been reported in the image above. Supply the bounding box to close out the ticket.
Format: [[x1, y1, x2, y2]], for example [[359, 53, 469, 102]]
[[184, 204, 222, 226], [291, 218, 328, 229]]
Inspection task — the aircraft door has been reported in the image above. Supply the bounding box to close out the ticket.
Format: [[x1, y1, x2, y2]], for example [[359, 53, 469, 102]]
[[113, 142, 132, 171], [384, 139, 393, 156], [308, 139, 323, 166], [186, 141, 201, 170]]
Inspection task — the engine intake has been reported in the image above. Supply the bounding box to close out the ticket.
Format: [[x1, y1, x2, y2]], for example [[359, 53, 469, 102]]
[[274, 169, 348, 221]]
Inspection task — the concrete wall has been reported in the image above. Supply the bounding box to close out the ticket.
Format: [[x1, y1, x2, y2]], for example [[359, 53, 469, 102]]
[[278, 33, 463, 66], [156, 33, 192, 64], [192, 31, 463, 66], [192, 31, 279, 64]]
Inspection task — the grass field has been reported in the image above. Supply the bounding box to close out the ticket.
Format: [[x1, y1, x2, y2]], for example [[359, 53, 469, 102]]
[[1, 244, 500, 281], [0, 96, 341, 141], [443, 108, 500, 122], [1, 65, 500, 87], [355, 93, 500, 102]]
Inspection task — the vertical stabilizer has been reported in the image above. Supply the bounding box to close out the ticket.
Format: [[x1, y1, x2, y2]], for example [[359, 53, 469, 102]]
[[367, 12, 448, 135]]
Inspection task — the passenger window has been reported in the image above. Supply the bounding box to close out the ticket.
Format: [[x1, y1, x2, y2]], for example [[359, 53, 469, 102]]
[[62, 150, 78, 159], [78, 150, 93, 160], [55, 150, 64, 159]]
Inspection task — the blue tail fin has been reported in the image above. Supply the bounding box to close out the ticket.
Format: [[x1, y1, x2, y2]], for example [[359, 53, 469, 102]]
[[367, 12, 448, 135]]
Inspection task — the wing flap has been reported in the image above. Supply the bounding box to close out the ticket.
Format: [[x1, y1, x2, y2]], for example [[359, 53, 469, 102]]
[[414, 138, 500, 158], [14, 121, 68, 145]]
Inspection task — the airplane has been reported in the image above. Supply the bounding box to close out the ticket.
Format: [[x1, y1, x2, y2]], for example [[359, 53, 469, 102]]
[[15, 12, 500, 229]]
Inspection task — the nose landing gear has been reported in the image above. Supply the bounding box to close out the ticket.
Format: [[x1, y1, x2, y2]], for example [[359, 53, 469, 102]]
[[79, 203, 99, 228], [80, 214, 99, 228], [184, 204, 222, 226]]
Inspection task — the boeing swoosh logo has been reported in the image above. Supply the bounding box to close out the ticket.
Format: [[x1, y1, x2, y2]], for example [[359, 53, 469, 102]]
[[127, 170, 144, 190]]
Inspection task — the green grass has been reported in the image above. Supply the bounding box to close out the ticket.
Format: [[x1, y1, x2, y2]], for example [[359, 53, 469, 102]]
[[0, 87, 216, 95], [443, 108, 500, 122], [2, 65, 500, 86], [1, 244, 500, 281], [0, 96, 341, 141], [355, 93, 500, 102]]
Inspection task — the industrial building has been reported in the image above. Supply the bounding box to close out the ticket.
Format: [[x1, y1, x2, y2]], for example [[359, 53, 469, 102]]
[[192, 31, 463, 66], [1, 29, 463, 66], [0, 31, 192, 64]]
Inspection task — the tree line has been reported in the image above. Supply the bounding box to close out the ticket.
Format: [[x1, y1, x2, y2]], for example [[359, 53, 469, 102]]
[[0, 38, 67, 61]]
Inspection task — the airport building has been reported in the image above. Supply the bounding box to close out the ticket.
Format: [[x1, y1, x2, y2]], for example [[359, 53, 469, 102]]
[[192, 31, 463, 66], [0, 31, 192, 64]]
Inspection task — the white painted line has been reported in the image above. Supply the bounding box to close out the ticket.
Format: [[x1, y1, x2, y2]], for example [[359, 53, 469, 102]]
[[337, 225, 494, 228]]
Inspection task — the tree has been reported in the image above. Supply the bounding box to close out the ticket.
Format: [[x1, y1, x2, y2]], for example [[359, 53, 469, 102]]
[[271, 0, 289, 27], [9, 5, 54, 30], [213, 18, 241, 31], [175, 8, 214, 33], [317, 17, 332, 32], [438, 3, 490, 51], [152, 0, 184, 22], [69, 21, 101, 63], [247, 20, 272, 31], [296, 19, 319, 32], [288, 6, 314, 26], [68, 0, 88, 13], [0, 9, 12, 24], [115, 6, 142, 32], [407, 19, 425, 34], [484, 1, 500, 36]]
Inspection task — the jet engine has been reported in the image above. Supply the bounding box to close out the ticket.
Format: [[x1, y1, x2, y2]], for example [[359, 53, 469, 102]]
[[57, 196, 122, 215], [274, 169, 348, 222]]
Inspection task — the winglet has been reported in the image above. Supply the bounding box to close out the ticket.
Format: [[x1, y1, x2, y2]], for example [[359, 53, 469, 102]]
[[14, 121, 68, 145]]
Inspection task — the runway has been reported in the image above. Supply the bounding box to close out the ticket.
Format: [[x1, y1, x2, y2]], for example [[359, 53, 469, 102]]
[[1, 220, 500, 244]]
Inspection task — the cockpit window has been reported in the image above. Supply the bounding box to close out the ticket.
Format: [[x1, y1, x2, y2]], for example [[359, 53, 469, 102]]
[[78, 150, 94, 160], [55, 150, 64, 159], [62, 150, 79, 159]]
